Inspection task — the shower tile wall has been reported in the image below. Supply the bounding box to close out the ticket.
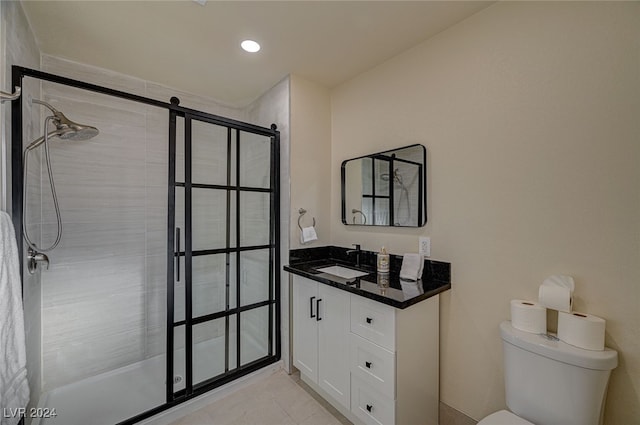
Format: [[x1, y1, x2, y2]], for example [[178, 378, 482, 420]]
[[2, 0, 43, 412], [38, 55, 287, 391], [39, 78, 149, 390]]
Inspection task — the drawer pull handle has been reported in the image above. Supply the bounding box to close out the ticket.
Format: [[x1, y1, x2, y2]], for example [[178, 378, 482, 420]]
[[310, 296, 316, 318], [365, 361, 372, 368], [366, 317, 373, 324], [366, 404, 373, 413]]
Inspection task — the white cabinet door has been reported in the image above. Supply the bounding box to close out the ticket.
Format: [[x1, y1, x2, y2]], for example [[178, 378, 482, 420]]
[[318, 284, 351, 409], [292, 276, 318, 381]]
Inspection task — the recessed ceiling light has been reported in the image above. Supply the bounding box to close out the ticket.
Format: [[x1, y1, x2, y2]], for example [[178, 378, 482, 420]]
[[241, 40, 261, 53]]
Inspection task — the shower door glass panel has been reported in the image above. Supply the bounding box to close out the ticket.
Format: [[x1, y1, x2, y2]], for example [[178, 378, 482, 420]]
[[192, 121, 230, 185], [192, 188, 228, 251], [175, 117, 186, 183], [240, 249, 270, 306], [173, 325, 186, 392], [239, 132, 271, 188], [241, 306, 270, 365], [192, 318, 230, 385], [192, 254, 227, 317], [240, 191, 270, 246], [172, 115, 277, 398]]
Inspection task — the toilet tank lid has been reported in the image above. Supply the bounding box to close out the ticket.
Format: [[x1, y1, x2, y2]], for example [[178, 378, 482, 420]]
[[500, 321, 618, 371]]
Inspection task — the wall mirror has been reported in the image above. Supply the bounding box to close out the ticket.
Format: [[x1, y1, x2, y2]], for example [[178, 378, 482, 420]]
[[341, 144, 426, 227]]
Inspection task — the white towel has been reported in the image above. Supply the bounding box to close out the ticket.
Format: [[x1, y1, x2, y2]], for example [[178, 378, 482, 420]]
[[300, 226, 318, 245], [400, 253, 424, 281], [0, 211, 30, 424]]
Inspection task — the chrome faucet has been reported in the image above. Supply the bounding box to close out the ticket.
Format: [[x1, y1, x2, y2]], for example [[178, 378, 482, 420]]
[[346, 243, 361, 267]]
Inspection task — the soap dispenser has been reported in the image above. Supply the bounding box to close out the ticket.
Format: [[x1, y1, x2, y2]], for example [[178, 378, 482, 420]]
[[377, 246, 390, 273]]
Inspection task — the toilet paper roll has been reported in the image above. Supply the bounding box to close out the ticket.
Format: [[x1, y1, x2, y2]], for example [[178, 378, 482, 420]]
[[510, 299, 547, 334], [544, 275, 575, 292], [538, 280, 573, 312], [558, 311, 606, 351]]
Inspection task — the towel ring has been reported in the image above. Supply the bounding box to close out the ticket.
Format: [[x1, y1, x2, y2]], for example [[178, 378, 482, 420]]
[[298, 208, 316, 231]]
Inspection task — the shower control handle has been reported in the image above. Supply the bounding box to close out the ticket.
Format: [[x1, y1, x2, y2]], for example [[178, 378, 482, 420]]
[[175, 227, 180, 282], [27, 247, 49, 275]]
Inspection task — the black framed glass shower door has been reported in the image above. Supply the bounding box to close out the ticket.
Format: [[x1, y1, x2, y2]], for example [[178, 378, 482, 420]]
[[166, 110, 280, 401]]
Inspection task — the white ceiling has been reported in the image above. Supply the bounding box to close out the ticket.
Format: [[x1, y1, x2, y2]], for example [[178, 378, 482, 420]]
[[22, 1, 493, 107]]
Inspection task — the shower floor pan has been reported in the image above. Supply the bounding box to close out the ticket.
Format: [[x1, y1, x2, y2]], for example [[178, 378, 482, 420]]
[[32, 334, 265, 425]]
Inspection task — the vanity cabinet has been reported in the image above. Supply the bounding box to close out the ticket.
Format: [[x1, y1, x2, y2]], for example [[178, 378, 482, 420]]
[[348, 294, 439, 425], [292, 275, 351, 408], [292, 275, 440, 425]]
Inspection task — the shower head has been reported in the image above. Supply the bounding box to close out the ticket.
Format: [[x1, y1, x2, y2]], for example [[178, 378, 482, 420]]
[[380, 168, 403, 185], [26, 99, 99, 150]]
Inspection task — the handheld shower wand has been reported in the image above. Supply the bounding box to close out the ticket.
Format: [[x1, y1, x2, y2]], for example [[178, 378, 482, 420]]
[[23, 99, 99, 269]]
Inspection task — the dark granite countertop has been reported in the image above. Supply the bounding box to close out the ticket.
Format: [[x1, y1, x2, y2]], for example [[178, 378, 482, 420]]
[[284, 246, 451, 309]]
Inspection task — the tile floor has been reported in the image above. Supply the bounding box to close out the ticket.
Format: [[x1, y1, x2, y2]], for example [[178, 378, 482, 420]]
[[168, 370, 351, 425]]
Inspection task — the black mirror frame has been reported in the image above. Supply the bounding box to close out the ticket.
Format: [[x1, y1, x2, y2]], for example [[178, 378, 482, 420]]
[[341, 144, 427, 227]]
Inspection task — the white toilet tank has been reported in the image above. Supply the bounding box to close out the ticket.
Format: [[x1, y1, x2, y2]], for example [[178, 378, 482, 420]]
[[501, 321, 617, 425]]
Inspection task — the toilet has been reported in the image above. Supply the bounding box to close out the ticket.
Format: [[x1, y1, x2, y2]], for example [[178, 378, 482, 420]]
[[478, 321, 618, 425]]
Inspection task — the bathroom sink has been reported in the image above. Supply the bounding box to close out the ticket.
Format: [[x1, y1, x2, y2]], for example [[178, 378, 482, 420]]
[[315, 265, 368, 279]]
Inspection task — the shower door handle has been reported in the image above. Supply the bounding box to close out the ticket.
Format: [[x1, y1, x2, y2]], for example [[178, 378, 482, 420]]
[[175, 227, 181, 282]]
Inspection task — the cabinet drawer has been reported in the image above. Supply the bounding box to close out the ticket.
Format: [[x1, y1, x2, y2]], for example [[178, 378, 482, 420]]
[[350, 333, 395, 399], [351, 375, 395, 425], [350, 295, 396, 351]]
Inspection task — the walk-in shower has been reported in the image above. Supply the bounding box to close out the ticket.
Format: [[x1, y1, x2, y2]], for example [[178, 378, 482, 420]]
[[11, 66, 281, 425], [22, 99, 99, 273]]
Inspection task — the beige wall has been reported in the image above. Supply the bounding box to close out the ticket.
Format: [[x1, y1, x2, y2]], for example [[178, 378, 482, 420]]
[[290, 75, 332, 248], [329, 2, 639, 423]]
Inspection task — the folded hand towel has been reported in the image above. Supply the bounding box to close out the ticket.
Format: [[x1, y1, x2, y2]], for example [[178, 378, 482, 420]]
[[400, 253, 424, 281], [0, 212, 30, 425], [300, 226, 318, 245]]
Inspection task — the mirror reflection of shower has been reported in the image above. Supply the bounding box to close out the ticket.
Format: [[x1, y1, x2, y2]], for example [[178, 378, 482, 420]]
[[380, 168, 411, 226], [23, 99, 99, 272]]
